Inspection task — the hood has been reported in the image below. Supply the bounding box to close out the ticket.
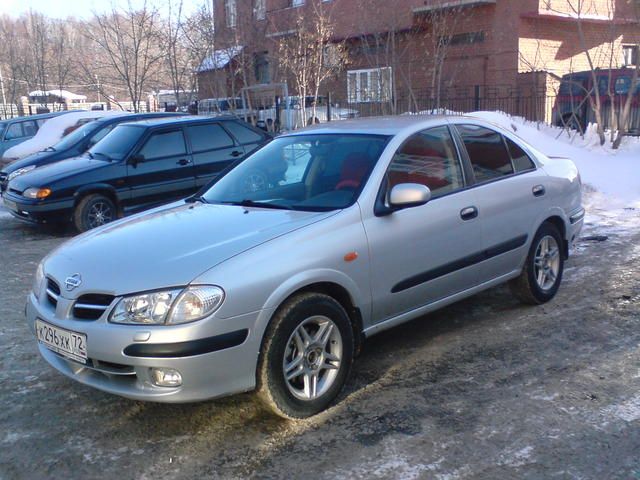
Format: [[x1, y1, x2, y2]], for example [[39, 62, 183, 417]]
[[44, 202, 336, 298], [8, 156, 108, 191], [2, 150, 57, 175]]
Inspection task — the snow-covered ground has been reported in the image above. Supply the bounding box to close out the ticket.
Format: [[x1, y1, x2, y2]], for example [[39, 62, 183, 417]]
[[468, 111, 639, 240]]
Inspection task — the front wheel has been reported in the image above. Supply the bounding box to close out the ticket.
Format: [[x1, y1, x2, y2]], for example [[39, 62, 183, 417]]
[[257, 293, 354, 419], [73, 194, 117, 233], [510, 222, 564, 304]]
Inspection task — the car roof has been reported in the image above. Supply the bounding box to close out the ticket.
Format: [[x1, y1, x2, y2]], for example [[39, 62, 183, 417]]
[[284, 115, 461, 136], [91, 112, 186, 125], [118, 114, 241, 128]]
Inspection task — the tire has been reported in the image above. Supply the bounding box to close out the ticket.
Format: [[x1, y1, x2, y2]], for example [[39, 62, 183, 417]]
[[257, 292, 354, 419], [73, 194, 117, 233], [510, 222, 564, 305]]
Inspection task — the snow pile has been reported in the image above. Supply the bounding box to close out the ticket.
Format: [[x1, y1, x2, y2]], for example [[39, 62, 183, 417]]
[[3, 110, 125, 160], [468, 111, 640, 209]]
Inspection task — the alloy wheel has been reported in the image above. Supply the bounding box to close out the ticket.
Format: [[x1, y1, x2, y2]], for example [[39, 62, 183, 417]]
[[282, 315, 343, 401]]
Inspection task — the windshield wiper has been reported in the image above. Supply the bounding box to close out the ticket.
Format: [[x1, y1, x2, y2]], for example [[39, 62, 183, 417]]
[[221, 199, 292, 210]]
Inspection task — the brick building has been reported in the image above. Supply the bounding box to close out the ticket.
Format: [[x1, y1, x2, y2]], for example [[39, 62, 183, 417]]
[[199, 0, 639, 120]]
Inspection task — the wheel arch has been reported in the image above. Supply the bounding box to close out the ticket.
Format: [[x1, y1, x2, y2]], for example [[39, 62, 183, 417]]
[[541, 215, 569, 259], [259, 273, 367, 358], [73, 184, 120, 211]]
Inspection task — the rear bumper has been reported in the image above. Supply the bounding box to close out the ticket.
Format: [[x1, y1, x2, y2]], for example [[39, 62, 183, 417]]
[[567, 207, 585, 255]]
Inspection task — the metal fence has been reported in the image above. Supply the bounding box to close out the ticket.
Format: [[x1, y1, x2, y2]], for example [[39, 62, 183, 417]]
[[336, 85, 557, 125], [0, 104, 19, 120]]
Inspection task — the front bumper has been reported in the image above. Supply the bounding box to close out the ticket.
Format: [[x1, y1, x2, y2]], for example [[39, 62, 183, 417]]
[[26, 292, 271, 402], [1, 191, 74, 224]]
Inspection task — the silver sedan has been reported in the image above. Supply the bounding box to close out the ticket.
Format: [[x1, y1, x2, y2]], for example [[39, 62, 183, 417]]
[[27, 115, 584, 418]]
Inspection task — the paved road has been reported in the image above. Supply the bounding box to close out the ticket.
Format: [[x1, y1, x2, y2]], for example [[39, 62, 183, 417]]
[[1, 200, 639, 480]]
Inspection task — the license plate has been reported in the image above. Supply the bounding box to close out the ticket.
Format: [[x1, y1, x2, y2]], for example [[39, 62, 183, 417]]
[[2, 198, 16, 211], [36, 319, 88, 364]]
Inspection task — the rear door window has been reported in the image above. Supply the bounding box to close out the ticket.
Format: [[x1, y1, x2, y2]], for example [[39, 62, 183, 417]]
[[186, 124, 235, 152], [456, 124, 514, 183], [139, 130, 187, 160], [223, 121, 264, 144], [22, 121, 37, 137], [387, 126, 465, 199]]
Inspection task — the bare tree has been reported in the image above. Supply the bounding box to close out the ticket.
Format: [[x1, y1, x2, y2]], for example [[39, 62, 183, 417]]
[[277, 1, 347, 125], [84, 1, 164, 112], [613, 0, 640, 148]]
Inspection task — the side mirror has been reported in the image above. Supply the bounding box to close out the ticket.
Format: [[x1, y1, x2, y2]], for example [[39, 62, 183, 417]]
[[388, 183, 431, 209], [129, 154, 144, 167]]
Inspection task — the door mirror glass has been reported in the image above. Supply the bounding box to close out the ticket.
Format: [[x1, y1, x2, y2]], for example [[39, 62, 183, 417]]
[[388, 183, 431, 209]]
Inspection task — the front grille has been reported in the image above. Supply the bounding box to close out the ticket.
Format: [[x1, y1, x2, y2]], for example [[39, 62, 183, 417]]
[[45, 278, 61, 308], [8, 187, 21, 195], [73, 293, 115, 320]]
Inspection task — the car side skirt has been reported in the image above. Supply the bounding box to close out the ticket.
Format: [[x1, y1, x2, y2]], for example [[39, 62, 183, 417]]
[[364, 269, 521, 338]]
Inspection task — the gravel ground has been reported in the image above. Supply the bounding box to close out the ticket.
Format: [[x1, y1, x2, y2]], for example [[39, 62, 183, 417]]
[[0, 197, 639, 480]]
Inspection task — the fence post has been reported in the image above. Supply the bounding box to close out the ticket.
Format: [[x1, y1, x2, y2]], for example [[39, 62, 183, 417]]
[[327, 92, 332, 122], [474, 85, 480, 111]]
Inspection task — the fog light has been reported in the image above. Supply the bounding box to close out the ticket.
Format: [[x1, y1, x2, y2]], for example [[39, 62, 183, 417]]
[[150, 368, 182, 387]]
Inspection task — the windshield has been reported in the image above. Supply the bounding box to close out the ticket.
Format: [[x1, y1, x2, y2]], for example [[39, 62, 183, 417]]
[[49, 121, 98, 151], [202, 134, 390, 211], [89, 125, 143, 161], [0, 123, 6, 139]]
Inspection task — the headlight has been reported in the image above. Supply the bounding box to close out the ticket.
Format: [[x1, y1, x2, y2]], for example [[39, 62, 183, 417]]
[[110, 286, 224, 325], [8, 165, 36, 181], [23, 187, 52, 199], [33, 262, 45, 300], [167, 286, 225, 325]]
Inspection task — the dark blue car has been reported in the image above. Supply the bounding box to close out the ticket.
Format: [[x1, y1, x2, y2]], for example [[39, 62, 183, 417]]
[[0, 112, 186, 192], [2, 116, 271, 232]]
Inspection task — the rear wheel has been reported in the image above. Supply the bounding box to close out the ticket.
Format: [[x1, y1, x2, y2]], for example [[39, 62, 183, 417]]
[[73, 194, 117, 233], [510, 222, 564, 304], [257, 293, 354, 419]]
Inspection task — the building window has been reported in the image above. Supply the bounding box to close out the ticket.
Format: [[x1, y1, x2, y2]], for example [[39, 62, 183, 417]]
[[225, 0, 237, 28], [292, 0, 304, 6], [439, 31, 485, 47], [254, 0, 265, 20], [623, 45, 639, 66], [347, 67, 393, 103], [254, 52, 270, 84]]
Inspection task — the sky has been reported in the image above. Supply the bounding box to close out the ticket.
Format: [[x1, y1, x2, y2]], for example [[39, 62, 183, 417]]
[[0, 0, 206, 19]]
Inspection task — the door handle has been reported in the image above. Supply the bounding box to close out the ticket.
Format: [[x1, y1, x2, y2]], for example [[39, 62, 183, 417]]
[[230, 150, 243, 157], [177, 158, 191, 166], [460, 206, 478, 221], [532, 185, 546, 197]]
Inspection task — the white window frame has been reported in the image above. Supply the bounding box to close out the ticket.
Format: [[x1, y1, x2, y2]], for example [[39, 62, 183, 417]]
[[225, 0, 237, 28], [292, 0, 305, 6], [623, 45, 638, 66], [347, 67, 393, 103], [254, 0, 266, 20]]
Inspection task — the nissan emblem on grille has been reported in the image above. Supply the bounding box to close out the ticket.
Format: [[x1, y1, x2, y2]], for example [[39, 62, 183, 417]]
[[65, 274, 82, 291]]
